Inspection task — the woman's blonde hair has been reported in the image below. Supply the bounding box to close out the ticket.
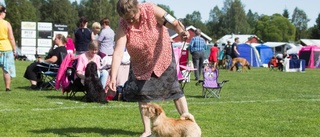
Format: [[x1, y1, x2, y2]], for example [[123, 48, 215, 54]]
[[88, 41, 99, 50], [92, 22, 101, 29], [116, 0, 139, 17], [55, 34, 67, 44]]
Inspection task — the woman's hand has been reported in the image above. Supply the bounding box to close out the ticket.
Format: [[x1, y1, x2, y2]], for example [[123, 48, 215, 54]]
[[108, 79, 117, 92], [179, 31, 190, 41]]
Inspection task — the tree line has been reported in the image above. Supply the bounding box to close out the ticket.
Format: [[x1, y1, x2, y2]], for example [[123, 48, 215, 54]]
[[2, 0, 320, 47]]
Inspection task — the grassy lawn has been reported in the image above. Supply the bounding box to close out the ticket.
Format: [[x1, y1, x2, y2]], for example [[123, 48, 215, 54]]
[[0, 60, 319, 137]]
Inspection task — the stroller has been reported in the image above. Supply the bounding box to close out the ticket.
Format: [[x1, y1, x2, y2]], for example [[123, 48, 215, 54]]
[[196, 65, 229, 98]]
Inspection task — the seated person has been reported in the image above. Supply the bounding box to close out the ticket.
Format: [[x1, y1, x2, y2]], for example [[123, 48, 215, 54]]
[[268, 56, 278, 68], [276, 55, 284, 71], [101, 48, 130, 101], [76, 42, 109, 90], [24, 34, 67, 90]]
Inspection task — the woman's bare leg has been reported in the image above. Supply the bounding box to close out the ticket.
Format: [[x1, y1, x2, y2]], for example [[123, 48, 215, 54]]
[[3, 70, 11, 89], [139, 102, 151, 137]]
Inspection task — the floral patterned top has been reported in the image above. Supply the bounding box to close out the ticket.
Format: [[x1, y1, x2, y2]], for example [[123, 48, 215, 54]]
[[120, 2, 172, 80]]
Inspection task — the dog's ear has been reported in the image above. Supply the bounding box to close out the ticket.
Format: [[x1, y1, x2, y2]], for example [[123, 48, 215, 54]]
[[154, 105, 163, 116]]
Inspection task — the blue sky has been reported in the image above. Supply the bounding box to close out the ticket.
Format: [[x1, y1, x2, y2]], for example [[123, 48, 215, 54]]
[[2, 0, 318, 27]]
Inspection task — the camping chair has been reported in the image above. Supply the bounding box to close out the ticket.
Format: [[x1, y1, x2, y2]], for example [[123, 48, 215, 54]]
[[173, 47, 196, 91], [37, 62, 60, 90], [196, 66, 229, 98], [63, 58, 87, 100], [37, 52, 67, 90]]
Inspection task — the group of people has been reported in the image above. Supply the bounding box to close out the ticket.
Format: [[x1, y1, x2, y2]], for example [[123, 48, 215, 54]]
[[189, 31, 241, 81], [1, 1, 194, 137], [23, 16, 115, 90], [23, 16, 114, 90]]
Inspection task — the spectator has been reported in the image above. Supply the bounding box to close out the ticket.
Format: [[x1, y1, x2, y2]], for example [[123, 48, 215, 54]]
[[76, 42, 109, 90], [91, 22, 101, 42], [66, 34, 75, 54], [189, 29, 206, 80], [223, 40, 232, 60], [231, 37, 240, 71], [109, 1, 190, 137], [0, 5, 16, 91], [98, 17, 115, 58], [283, 51, 288, 59], [24, 34, 67, 90], [74, 16, 91, 55], [208, 43, 219, 69]]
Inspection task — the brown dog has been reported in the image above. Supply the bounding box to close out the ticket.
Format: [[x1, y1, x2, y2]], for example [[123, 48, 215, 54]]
[[218, 59, 228, 69], [142, 103, 201, 137], [230, 57, 251, 72]]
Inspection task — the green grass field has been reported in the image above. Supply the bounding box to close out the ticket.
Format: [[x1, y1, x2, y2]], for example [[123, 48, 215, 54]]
[[0, 60, 319, 137]]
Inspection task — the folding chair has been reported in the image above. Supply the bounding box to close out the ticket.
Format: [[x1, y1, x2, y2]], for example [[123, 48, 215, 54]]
[[37, 62, 60, 90], [63, 58, 87, 100], [173, 47, 196, 91], [37, 52, 66, 90], [197, 66, 229, 98]]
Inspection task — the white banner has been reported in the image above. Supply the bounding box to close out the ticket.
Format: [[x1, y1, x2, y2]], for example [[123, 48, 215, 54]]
[[38, 39, 52, 47], [21, 22, 36, 30], [37, 47, 51, 55], [21, 38, 36, 46], [21, 46, 36, 55], [21, 30, 36, 38], [38, 22, 52, 31], [53, 31, 68, 40]]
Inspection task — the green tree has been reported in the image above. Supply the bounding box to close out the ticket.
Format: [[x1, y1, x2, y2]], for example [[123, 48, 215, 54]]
[[29, 0, 45, 21], [79, 0, 119, 31], [309, 13, 320, 39], [247, 9, 259, 33], [207, 5, 222, 41], [291, 7, 310, 40], [39, 0, 78, 33], [254, 14, 295, 42], [282, 8, 289, 19], [5, 0, 37, 47], [216, 0, 250, 35], [181, 11, 207, 34], [227, 0, 250, 34]]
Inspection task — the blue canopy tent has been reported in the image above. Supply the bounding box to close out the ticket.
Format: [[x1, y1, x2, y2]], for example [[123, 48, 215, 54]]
[[255, 44, 274, 65], [238, 44, 261, 67]]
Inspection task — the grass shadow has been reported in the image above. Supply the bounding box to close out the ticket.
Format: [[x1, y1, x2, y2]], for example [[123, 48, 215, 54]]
[[185, 95, 205, 98], [16, 86, 32, 90], [46, 94, 87, 103], [16, 85, 59, 92], [29, 127, 139, 136]]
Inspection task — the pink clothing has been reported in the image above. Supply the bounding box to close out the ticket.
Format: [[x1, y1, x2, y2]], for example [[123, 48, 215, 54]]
[[76, 52, 101, 75], [119, 3, 172, 80], [55, 54, 77, 93], [66, 38, 75, 52]]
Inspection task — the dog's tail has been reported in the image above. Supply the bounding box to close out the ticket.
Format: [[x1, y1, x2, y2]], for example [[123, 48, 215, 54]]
[[180, 113, 196, 122], [247, 61, 251, 70]]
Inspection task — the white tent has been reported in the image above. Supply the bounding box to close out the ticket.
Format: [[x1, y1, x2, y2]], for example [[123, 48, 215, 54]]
[[286, 44, 302, 54]]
